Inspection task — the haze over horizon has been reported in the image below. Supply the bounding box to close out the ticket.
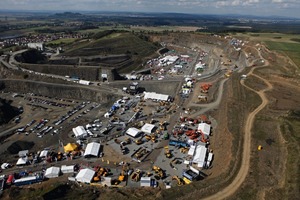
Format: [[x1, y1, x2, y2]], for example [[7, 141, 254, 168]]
[[0, 0, 300, 18]]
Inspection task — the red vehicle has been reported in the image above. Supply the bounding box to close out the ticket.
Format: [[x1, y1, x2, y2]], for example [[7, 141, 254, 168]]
[[6, 174, 14, 185]]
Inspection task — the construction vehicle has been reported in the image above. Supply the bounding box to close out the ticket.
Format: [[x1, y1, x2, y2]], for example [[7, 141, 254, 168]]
[[135, 139, 143, 145], [118, 165, 126, 182], [131, 169, 141, 182], [164, 146, 172, 158], [172, 176, 184, 186], [151, 134, 156, 143], [152, 166, 165, 179], [200, 83, 212, 93], [199, 130, 209, 143], [180, 147, 189, 154], [144, 134, 151, 141], [183, 177, 192, 184], [164, 132, 169, 140]]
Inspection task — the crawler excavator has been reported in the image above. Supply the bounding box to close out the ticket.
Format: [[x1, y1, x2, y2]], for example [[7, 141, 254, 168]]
[[172, 175, 184, 186]]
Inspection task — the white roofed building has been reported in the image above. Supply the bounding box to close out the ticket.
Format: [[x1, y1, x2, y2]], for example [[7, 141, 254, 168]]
[[141, 123, 156, 134], [16, 156, 28, 166], [61, 165, 75, 174], [144, 92, 169, 101], [198, 123, 211, 136], [84, 142, 101, 158], [73, 126, 88, 138], [75, 168, 95, 183], [126, 127, 141, 138], [45, 167, 60, 178], [192, 144, 207, 168]]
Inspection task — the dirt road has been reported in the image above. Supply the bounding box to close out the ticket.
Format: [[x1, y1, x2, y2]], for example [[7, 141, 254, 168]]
[[204, 47, 273, 200]]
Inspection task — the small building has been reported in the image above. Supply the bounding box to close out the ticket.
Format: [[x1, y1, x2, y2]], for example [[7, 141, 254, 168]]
[[61, 165, 75, 174], [75, 168, 95, 183], [18, 150, 28, 158], [192, 145, 207, 168], [84, 142, 101, 158], [197, 123, 211, 136], [126, 127, 141, 138], [143, 92, 169, 101], [39, 150, 49, 158], [141, 123, 156, 134], [140, 177, 151, 187], [72, 126, 88, 138], [45, 167, 60, 178], [16, 157, 28, 166]]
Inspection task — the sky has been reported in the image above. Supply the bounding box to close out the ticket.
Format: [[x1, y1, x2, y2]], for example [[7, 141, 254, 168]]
[[1, 0, 300, 18]]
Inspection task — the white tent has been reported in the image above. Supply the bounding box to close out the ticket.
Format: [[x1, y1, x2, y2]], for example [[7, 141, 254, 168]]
[[143, 92, 169, 101], [141, 123, 156, 134], [16, 156, 28, 166], [76, 168, 95, 183], [61, 165, 75, 174], [45, 167, 60, 178], [188, 145, 196, 156], [39, 150, 49, 158], [126, 127, 141, 138], [140, 177, 151, 187], [72, 126, 88, 138], [84, 142, 101, 157], [193, 145, 207, 168], [18, 150, 28, 158], [198, 123, 211, 136]]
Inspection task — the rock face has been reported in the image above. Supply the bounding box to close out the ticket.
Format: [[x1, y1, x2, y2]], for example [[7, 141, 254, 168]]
[[0, 80, 120, 103], [0, 98, 19, 125]]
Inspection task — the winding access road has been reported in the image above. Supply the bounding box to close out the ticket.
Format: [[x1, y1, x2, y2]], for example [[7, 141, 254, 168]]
[[203, 47, 273, 200]]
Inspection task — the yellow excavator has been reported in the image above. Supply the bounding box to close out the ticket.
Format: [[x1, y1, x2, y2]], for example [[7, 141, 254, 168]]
[[172, 176, 184, 186], [164, 146, 172, 158], [118, 165, 126, 182]]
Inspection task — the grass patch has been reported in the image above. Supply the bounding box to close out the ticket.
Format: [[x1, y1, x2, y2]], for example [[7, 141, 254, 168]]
[[264, 41, 300, 68]]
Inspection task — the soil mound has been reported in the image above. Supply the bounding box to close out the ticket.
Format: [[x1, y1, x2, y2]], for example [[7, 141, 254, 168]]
[[7, 141, 34, 154]]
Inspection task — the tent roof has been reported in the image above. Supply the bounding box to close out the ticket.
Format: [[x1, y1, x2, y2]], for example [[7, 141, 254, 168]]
[[193, 145, 207, 167], [84, 142, 100, 157], [61, 165, 74, 173], [18, 150, 28, 157], [126, 127, 141, 138], [64, 143, 78, 152], [39, 150, 49, 157], [197, 123, 211, 136], [16, 156, 28, 165], [76, 168, 95, 183], [45, 167, 60, 178], [72, 126, 88, 138], [143, 92, 169, 101], [141, 123, 156, 134]]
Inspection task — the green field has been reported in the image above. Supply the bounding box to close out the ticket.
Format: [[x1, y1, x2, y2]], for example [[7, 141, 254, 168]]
[[264, 41, 300, 68]]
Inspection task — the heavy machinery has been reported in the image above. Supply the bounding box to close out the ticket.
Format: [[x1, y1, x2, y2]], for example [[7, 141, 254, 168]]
[[118, 165, 126, 182], [165, 150, 172, 158], [131, 169, 141, 182], [200, 83, 212, 93], [172, 176, 184, 186], [183, 177, 192, 184], [135, 139, 143, 145], [144, 134, 152, 141], [180, 147, 189, 153], [198, 130, 209, 143], [152, 166, 165, 179]]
